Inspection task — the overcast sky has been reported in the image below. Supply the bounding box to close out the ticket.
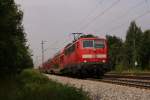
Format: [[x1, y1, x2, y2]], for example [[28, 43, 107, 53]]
[[15, 0, 150, 66]]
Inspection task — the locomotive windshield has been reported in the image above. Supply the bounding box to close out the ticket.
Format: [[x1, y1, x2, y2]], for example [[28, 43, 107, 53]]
[[83, 40, 93, 48], [83, 40, 105, 48], [94, 40, 105, 48]]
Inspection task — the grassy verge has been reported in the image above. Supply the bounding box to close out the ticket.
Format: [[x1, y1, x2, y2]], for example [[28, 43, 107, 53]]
[[107, 63, 150, 75], [0, 69, 89, 100], [109, 68, 150, 75]]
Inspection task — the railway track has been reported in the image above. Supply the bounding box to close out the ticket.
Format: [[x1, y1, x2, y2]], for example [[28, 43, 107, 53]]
[[46, 72, 150, 89], [100, 78, 150, 89], [104, 73, 150, 80], [86, 74, 150, 89], [101, 74, 150, 89]]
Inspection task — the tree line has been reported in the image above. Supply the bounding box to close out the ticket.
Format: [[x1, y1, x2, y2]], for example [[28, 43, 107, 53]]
[[0, 0, 33, 75], [107, 21, 150, 71]]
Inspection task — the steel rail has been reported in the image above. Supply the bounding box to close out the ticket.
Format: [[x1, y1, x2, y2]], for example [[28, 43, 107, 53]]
[[85, 74, 150, 89]]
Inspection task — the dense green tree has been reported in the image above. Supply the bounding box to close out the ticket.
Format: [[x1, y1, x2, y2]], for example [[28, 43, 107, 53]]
[[0, 0, 33, 74], [106, 21, 150, 71], [140, 30, 150, 69], [106, 35, 123, 70], [124, 21, 143, 69]]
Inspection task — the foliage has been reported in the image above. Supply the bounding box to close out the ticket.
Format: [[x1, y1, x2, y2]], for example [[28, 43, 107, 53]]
[[107, 21, 150, 71], [140, 30, 150, 69], [106, 35, 123, 70], [0, 75, 19, 100], [0, 0, 33, 74], [115, 63, 125, 74], [123, 21, 143, 69], [0, 69, 89, 100], [19, 69, 50, 85]]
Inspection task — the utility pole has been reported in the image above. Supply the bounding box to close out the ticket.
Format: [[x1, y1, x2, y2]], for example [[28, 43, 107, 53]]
[[41, 40, 47, 67], [72, 33, 83, 41]]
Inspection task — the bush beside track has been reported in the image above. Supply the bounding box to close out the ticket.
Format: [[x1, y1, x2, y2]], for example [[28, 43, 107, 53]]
[[0, 69, 89, 100]]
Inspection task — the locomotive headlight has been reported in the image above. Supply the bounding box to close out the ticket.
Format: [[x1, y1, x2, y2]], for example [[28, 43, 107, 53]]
[[102, 60, 106, 63], [82, 54, 93, 58], [96, 54, 106, 58], [84, 60, 87, 63]]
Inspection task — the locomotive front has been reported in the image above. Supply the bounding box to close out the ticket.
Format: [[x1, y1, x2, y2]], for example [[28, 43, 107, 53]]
[[78, 38, 108, 64], [73, 37, 109, 77]]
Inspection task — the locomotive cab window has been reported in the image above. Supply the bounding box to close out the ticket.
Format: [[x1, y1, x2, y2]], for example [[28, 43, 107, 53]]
[[83, 40, 94, 48], [94, 40, 105, 48]]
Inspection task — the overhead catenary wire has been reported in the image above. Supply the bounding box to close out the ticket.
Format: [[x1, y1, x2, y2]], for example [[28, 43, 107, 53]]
[[105, 10, 150, 34], [44, 40, 59, 52], [99, 0, 146, 30], [78, 0, 121, 32], [105, 0, 150, 33], [44, 34, 72, 51], [84, 0, 150, 35], [78, 0, 104, 26]]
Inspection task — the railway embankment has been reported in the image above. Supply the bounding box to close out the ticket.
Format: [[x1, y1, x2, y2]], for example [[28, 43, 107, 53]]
[[46, 74, 150, 100]]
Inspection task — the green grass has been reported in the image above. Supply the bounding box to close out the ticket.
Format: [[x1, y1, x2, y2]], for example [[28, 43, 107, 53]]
[[107, 63, 150, 75], [0, 69, 89, 100], [109, 67, 150, 75]]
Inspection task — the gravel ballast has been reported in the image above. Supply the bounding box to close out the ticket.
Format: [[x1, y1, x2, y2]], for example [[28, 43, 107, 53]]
[[46, 74, 150, 100]]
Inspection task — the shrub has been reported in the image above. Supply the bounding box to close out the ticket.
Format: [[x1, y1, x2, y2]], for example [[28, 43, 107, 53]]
[[19, 69, 49, 85], [16, 69, 89, 100], [0, 69, 89, 100], [115, 63, 124, 73]]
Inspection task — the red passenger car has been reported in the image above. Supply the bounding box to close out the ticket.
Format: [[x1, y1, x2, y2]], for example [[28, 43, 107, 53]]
[[42, 34, 109, 77]]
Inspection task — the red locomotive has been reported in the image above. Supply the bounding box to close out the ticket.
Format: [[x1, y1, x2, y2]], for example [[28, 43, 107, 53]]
[[41, 34, 109, 78]]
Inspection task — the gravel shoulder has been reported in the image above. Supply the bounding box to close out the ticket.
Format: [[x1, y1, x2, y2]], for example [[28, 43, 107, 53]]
[[45, 74, 150, 100]]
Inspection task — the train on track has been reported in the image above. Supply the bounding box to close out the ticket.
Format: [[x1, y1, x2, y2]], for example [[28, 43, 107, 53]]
[[40, 34, 110, 78]]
